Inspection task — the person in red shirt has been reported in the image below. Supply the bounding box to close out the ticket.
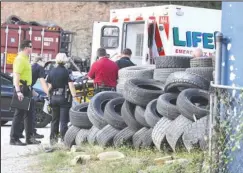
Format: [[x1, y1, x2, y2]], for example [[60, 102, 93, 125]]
[[88, 48, 119, 93]]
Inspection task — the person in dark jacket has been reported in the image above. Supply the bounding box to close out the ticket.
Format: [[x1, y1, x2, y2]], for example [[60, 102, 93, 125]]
[[115, 48, 135, 69], [46, 53, 77, 145]]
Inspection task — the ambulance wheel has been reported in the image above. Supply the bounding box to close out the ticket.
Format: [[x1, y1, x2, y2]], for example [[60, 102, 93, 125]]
[[35, 102, 52, 128]]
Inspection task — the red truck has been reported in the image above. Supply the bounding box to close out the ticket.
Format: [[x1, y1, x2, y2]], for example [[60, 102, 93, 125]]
[[1, 16, 74, 73]]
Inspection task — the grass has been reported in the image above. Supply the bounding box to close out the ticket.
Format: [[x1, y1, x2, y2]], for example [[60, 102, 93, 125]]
[[34, 144, 206, 173]]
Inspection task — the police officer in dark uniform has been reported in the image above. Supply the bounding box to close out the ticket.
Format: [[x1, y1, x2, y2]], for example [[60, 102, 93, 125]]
[[46, 53, 77, 145]]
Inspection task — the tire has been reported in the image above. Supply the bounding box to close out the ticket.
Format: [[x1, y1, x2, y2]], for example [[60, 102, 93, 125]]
[[132, 127, 148, 148], [87, 126, 100, 145], [165, 115, 193, 152], [140, 128, 154, 148], [87, 91, 122, 129], [190, 57, 213, 67], [156, 93, 180, 120], [132, 127, 153, 149], [121, 101, 143, 131], [116, 83, 124, 95], [96, 125, 120, 147], [113, 127, 136, 148], [177, 88, 210, 121], [1, 121, 8, 126], [75, 129, 90, 146], [155, 56, 191, 68], [64, 126, 80, 148], [152, 117, 172, 151], [212, 56, 215, 68], [104, 97, 127, 130], [35, 102, 52, 128], [186, 67, 214, 82], [134, 106, 150, 128], [5, 15, 22, 24], [70, 103, 92, 129], [123, 79, 164, 107], [28, 21, 42, 26], [153, 68, 186, 82], [164, 71, 210, 93], [182, 116, 209, 152], [144, 99, 163, 128], [118, 66, 154, 84]]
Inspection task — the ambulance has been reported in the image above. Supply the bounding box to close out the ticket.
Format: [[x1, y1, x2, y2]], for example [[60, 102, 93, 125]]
[[91, 5, 221, 65]]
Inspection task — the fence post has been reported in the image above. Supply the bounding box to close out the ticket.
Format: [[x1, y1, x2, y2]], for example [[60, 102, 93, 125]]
[[221, 1, 243, 172]]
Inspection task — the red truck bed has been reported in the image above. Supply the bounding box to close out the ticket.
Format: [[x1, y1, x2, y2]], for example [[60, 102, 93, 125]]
[[1, 23, 73, 73]]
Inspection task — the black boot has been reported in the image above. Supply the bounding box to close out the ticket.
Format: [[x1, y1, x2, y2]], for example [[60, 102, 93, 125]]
[[33, 132, 44, 139], [26, 137, 41, 145], [10, 139, 26, 146], [19, 134, 25, 138]]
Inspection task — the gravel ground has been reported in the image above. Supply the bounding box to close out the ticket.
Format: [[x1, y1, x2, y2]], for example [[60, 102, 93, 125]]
[[1, 122, 51, 173]]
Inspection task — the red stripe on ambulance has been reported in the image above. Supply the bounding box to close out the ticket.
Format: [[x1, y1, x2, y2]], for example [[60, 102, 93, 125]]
[[159, 16, 169, 39]]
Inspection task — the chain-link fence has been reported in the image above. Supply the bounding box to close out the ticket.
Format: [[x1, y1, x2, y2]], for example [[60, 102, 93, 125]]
[[208, 83, 243, 173]]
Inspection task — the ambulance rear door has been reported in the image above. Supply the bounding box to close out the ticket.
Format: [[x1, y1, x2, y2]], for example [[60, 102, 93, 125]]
[[91, 22, 123, 65]]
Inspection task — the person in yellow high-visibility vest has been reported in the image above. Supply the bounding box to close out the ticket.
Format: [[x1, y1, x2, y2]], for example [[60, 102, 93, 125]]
[[10, 40, 40, 146]]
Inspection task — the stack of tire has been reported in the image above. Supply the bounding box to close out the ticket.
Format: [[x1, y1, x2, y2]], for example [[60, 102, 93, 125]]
[[63, 76, 165, 149], [186, 57, 214, 82], [151, 56, 212, 152], [4, 15, 57, 27], [153, 56, 191, 83], [64, 102, 93, 148], [121, 77, 165, 149], [64, 57, 211, 152], [116, 66, 155, 96]]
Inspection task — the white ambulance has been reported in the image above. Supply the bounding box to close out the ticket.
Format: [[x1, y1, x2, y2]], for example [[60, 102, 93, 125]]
[[91, 5, 221, 65]]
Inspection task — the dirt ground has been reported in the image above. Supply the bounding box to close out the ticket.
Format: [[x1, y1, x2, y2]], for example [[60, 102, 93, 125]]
[[1, 122, 51, 173]]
